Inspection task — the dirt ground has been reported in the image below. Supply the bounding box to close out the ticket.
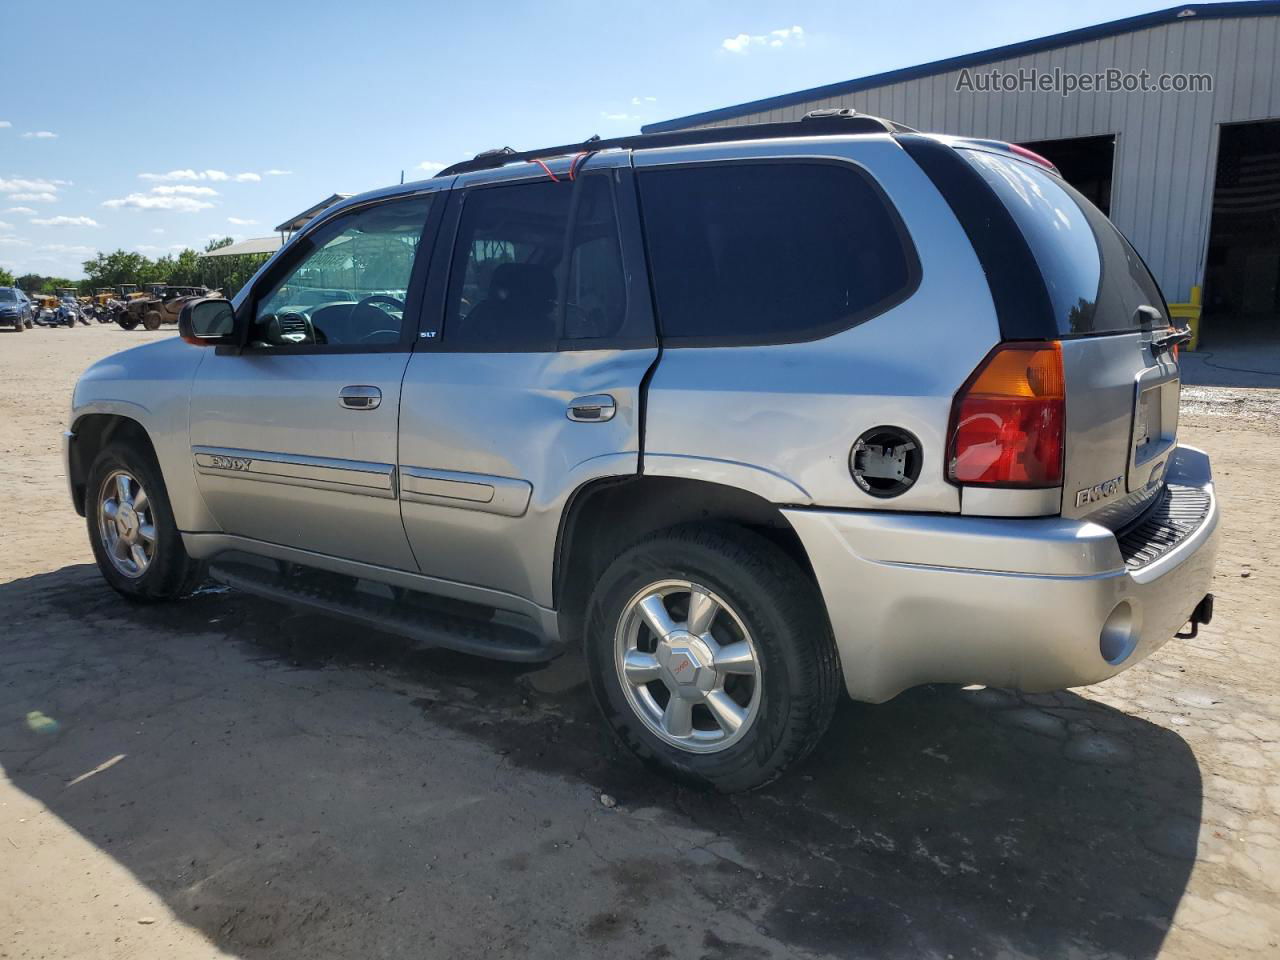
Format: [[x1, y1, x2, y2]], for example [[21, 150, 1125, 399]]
[[1, 324, 1277, 960]]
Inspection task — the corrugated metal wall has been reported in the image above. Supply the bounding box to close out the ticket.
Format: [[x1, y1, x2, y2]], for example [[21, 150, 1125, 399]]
[[685, 15, 1280, 303]]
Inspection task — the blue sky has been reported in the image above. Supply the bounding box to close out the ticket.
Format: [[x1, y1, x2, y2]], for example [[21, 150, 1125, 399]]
[[2, 0, 1197, 278]]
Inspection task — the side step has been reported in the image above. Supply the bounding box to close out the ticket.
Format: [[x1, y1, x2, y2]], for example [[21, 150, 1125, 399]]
[[208, 558, 555, 663]]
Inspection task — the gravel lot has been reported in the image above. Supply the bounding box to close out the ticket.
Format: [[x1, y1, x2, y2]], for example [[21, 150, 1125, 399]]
[[2, 324, 1277, 960]]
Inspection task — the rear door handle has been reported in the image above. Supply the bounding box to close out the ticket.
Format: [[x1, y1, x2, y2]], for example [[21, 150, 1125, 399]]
[[566, 394, 616, 422], [339, 385, 382, 410]]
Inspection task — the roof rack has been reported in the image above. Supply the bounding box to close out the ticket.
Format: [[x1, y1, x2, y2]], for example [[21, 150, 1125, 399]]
[[435, 109, 916, 178]]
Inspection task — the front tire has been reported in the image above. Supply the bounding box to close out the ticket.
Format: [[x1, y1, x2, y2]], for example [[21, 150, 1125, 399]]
[[86, 442, 204, 601], [584, 524, 841, 792]]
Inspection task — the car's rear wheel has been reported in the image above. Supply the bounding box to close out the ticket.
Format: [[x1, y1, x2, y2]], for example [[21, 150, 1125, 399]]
[[584, 524, 841, 792], [86, 443, 204, 600]]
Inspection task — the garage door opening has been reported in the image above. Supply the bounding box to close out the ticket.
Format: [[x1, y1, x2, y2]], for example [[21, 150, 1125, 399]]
[[1203, 120, 1280, 347], [1019, 134, 1116, 216]]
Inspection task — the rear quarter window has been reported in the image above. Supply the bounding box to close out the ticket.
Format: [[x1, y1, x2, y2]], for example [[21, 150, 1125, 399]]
[[961, 150, 1168, 335], [637, 161, 918, 345]]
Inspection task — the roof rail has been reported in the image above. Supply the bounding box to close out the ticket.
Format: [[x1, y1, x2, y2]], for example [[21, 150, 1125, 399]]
[[435, 110, 915, 178]]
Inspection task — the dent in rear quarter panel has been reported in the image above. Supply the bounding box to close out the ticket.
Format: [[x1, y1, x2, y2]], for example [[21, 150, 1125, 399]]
[[639, 137, 999, 511], [71, 338, 217, 531]]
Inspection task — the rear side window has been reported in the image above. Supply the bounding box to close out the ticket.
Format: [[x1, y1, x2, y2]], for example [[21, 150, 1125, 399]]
[[444, 174, 632, 351], [961, 150, 1167, 335], [637, 162, 917, 345]]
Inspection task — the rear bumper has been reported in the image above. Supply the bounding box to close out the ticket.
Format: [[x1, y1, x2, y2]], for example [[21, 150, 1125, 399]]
[[784, 445, 1220, 703]]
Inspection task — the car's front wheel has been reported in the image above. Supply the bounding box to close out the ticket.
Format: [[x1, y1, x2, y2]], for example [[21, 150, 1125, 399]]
[[86, 443, 204, 600], [585, 524, 841, 792]]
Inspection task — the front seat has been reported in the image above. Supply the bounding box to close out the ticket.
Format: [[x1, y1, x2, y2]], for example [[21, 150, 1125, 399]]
[[462, 262, 558, 346]]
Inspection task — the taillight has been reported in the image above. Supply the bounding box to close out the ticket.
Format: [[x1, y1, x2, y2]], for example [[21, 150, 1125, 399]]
[[947, 341, 1065, 488]]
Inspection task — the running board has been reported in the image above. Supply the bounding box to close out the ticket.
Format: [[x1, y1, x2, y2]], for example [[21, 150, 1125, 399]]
[[208, 558, 555, 663]]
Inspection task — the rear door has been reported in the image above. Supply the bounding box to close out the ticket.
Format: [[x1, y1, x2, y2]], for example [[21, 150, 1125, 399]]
[[397, 154, 658, 607], [960, 149, 1180, 528]]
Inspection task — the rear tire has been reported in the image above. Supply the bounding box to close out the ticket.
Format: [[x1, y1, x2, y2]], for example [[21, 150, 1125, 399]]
[[584, 524, 841, 792], [143, 310, 162, 331], [86, 442, 204, 601]]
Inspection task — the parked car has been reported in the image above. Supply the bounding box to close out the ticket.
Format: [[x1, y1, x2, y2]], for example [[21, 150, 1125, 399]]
[[64, 113, 1220, 790], [0, 286, 35, 331]]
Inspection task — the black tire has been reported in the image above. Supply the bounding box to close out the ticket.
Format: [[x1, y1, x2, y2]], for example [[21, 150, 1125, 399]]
[[116, 315, 138, 331], [85, 442, 204, 601], [143, 310, 162, 331], [11, 319, 22, 333], [584, 524, 841, 792]]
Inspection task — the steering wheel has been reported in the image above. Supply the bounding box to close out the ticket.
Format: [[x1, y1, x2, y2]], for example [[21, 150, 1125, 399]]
[[355, 294, 405, 313], [353, 294, 406, 344]]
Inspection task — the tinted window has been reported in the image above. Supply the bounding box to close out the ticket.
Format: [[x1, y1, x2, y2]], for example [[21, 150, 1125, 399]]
[[252, 194, 432, 348], [637, 162, 915, 343], [0, 289, 16, 302], [444, 175, 628, 350], [962, 150, 1167, 334]]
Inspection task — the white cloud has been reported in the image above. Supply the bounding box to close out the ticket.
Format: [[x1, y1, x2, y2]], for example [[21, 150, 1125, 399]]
[[8, 192, 56, 203], [722, 25, 804, 54], [151, 184, 219, 196], [601, 112, 640, 122], [0, 121, 10, 128], [102, 193, 215, 212], [0, 177, 60, 194], [30, 215, 100, 227], [0, 236, 31, 246], [4, 207, 36, 216], [138, 168, 262, 183], [0, 221, 9, 230], [151, 227, 165, 234], [21, 131, 58, 139], [631, 96, 658, 106], [227, 217, 257, 225], [417, 161, 447, 174], [40, 242, 95, 256], [265, 169, 293, 176]]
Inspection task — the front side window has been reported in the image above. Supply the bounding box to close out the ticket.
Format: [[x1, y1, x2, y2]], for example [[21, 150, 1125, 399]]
[[444, 175, 628, 351], [252, 194, 432, 348], [637, 162, 917, 344]]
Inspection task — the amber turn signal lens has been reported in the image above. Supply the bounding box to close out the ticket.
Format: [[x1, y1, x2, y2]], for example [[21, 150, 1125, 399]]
[[948, 342, 1065, 488]]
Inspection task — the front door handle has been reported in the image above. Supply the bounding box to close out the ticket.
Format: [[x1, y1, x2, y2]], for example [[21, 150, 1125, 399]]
[[339, 385, 382, 410], [567, 394, 616, 422]]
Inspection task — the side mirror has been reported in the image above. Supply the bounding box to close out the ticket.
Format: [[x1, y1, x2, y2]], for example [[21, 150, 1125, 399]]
[[179, 298, 236, 346]]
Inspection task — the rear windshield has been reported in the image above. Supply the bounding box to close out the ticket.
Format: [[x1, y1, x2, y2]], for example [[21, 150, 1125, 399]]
[[961, 150, 1168, 335]]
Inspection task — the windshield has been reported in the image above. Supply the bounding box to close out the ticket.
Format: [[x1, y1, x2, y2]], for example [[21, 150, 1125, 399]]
[[0, 289, 16, 302], [961, 149, 1168, 335]]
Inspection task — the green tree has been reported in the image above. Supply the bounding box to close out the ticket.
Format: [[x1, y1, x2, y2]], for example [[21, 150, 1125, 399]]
[[0, 266, 14, 287], [81, 250, 157, 291]]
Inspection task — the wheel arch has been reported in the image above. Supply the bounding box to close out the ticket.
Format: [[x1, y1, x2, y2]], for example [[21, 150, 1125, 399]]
[[68, 412, 160, 516], [553, 474, 818, 647]]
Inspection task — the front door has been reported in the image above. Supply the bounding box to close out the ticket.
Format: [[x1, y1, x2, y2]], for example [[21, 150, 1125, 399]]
[[189, 190, 442, 570], [398, 156, 658, 607]]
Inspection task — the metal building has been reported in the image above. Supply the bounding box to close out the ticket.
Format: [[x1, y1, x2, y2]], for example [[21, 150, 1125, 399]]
[[644, 2, 1280, 347]]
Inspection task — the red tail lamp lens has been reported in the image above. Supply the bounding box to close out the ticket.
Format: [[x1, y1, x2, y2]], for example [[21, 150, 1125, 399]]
[[948, 342, 1065, 488]]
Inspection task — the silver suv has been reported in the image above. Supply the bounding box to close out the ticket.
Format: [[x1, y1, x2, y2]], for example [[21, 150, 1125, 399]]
[[65, 113, 1220, 790]]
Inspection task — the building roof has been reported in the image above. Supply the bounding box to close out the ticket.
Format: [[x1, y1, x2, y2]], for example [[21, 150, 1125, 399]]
[[273, 193, 352, 234], [199, 235, 284, 258], [643, 1, 1280, 133]]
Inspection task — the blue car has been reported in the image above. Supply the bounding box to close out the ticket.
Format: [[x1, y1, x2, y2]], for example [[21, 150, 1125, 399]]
[[0, 287, 35, 332]]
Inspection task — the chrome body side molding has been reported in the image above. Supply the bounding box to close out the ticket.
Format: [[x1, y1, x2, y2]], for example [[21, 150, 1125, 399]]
[[399, 466, 533, 516], [192, 446, 396, 499]]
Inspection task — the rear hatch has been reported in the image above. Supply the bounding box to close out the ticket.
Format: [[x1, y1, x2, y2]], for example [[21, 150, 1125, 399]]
[[958, 147, 1181, 529]]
